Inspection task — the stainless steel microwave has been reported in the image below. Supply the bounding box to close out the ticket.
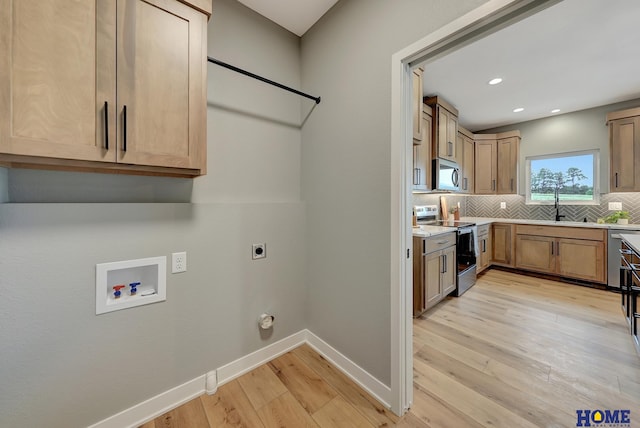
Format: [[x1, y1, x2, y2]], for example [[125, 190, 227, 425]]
[[432, 158, 460, 191]]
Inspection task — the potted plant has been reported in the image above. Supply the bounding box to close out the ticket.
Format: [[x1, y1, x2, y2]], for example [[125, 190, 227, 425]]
[[603, 210, 630, 224]]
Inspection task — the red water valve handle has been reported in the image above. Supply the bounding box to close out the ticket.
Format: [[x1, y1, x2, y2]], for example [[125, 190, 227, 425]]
[[113, 284, 126, 298]]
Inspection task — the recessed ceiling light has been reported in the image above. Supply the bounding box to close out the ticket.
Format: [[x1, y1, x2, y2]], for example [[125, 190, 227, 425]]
[[513, 107, 524, 113], [488, 78, 503, 85], [551, 109, 561, 113]]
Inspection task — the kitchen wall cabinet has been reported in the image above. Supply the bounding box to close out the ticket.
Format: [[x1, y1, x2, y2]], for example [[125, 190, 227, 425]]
[[473, 131, 520, 194], [424, 96, 458, 161], [492, 223, 514, 267], [413, 104, 432, 191], [477, 224, 492, 273], [514, 224, 606, 283], [0, 0, 208, 177], [413, 233, 456, 316], [412, 68, 424, 144], [458, 127, 474, 193], [607, 107, 640, 192]]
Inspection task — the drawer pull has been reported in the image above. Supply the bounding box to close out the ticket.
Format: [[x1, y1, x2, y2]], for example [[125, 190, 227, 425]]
[[436, 240, 449, 245], [123, 105, 127, 152]]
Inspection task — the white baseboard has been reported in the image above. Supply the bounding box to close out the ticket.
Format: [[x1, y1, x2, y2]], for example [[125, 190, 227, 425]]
[[305, 330, 392, 408], [87, 375, 206, 428], [88, 329, 390, 427]]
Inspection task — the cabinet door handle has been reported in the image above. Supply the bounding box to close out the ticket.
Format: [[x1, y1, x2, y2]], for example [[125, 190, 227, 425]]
[[447, 141, 453, 157], [492, 179, 496, 191], [615, 172, 619, 188], [482, 239, 486, 253], [463, 177, 468, 191], [551, 241, 554, 255], [442, 254, 446, 273], [103, 101, 109, 150], [123, 105, 128, 152], [413, 168, 419, 185], [510, 178, 514, 191]]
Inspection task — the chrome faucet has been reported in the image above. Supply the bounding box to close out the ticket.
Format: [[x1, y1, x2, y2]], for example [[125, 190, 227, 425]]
[[554, 188, 565, 221]]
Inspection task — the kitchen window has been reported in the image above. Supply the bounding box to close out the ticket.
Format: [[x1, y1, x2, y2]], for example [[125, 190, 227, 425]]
[[525, 150, 600, 205]]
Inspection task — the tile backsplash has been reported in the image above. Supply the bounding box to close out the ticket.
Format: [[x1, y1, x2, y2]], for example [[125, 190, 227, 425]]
[[413, 193, 640, 223]]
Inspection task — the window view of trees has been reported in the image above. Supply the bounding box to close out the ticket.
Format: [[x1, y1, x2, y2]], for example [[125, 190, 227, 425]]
[[527, 152, 597, 203]]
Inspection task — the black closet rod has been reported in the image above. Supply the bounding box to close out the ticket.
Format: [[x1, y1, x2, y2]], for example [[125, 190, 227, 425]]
[[207, 56, 321, 104]]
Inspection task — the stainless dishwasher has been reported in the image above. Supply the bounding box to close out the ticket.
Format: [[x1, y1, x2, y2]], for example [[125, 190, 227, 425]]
[[608, 228, 640, 288]]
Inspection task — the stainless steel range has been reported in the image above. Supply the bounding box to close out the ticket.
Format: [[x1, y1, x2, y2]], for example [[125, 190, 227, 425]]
[[414, 205, 478, 296]]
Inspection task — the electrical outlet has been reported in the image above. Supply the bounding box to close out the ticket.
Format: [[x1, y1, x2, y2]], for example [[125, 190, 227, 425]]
[[500, 202, 506, 209], [172, 252, 187, 273], [252, 243, 266, 260], [608, 202, 622, 210]]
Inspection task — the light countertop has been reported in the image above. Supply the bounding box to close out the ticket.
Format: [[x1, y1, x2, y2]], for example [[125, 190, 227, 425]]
[[412, 216, 640, 237]]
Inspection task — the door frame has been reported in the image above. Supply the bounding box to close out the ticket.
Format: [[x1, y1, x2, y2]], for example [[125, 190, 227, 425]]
[[388, 0, 561, 414]]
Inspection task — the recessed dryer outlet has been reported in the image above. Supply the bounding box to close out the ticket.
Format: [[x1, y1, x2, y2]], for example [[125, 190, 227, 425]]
[[95, 256, 166, 315]]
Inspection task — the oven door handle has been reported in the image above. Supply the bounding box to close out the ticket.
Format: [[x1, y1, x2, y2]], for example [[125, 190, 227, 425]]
[[458, 228, 472, 235]]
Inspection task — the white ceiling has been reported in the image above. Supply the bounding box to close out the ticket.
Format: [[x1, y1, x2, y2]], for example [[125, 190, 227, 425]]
[[240, 0, 640, 131], [421, 0, 640, 131], [237, 0, 338, 36]]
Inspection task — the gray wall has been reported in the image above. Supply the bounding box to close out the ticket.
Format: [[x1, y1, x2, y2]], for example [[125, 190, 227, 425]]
[[300, 0, 487, 386], [0, 1, 307, 427]]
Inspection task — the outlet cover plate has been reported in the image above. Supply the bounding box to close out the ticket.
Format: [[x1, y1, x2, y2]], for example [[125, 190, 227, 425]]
[[608, 202, 622, 211], [252, 243, 266, 260], [172, 252, 187, 273], [500, 202, 506, 209]]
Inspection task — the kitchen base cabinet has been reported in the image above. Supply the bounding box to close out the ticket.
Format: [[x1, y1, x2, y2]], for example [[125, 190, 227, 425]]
[[477, 224, 492, 273], [492, 223, 514, 267], [515, 225, 606, 284], [413, 233, 456, 316]]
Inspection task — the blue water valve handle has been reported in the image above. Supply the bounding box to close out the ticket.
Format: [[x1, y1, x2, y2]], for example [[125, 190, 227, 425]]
[[129, 282, 141, 296]]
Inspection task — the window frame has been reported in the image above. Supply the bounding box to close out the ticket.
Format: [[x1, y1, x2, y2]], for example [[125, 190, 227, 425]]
[[525, 149, 600, 205]]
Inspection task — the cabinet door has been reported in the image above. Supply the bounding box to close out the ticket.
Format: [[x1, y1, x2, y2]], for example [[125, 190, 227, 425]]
[[413, 108, 431, 190], [492, 223, 513, 266], [461, 135, 474, 193], [474, 140, 497, 194], [0, 0, 116, 162], [447, 112, 458, 160], [436, 107, 457, 160], [497, 137, 518, 194], [425, 251, 443, 308], [412, 68, 423, 143], [117, 0, 206, 170], [610, 117, 640, 192], [441, 246, 457, 296], [478, 227, 491, 273], [557, 238, 605, 283], [515, 234, 555, 273]]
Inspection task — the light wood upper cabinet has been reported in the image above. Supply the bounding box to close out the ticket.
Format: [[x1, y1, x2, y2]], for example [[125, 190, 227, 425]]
[[474, 137, 497, 194], [0, 0, 115, 163], [458, 127, 474, 193], [412, 68, 424, 144], [473, 131, 520, 195], [413, 105, 432, 191], [607, 107, 640, 192], [0, 0, 208, 177], [424, 96, 458, 161], [117, 0, 206, 170]]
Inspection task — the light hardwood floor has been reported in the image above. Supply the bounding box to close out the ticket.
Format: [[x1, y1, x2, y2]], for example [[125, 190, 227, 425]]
[[140, 269, 640, 427]]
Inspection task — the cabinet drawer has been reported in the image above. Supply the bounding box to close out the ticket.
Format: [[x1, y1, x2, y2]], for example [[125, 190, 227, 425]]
[[477, 224, 489, 237], [425, 233, 456, 253], [515, 224, 605, 241]]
